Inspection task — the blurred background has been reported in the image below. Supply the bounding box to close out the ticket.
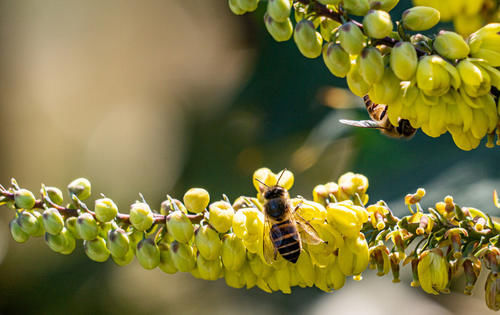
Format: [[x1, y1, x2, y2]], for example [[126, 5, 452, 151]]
[[0, 0, 499, 314]]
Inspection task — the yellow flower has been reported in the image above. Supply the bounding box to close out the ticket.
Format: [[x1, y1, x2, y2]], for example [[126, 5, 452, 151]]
[[417, 248, 449, 295]]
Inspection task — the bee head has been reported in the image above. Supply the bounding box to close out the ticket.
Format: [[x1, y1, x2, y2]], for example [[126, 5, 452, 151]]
[[397, 119, 417, 138], [263, 186, 287, 200]]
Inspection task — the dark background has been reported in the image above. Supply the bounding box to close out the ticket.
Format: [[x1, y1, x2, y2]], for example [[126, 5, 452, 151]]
[[0, 0, 498, 314]]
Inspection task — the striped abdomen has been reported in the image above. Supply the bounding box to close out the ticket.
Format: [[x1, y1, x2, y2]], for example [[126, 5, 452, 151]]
[[271, 220, 301, 263]]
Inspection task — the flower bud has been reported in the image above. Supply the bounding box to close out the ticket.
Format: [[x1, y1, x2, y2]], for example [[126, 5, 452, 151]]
[[129, 202, 154, 231], [417, 248, 449, 295], [320, 18, 341, 42], [208, 201, 234, 233], [42, 208, 64, 235], [458, 60, 491, 97], [323, 43, 351, 78], [343, 0, 370, 16], [237, 0, 259, 12], [67, 178, 91, 201], [463, 258, 481, 295], [84, 236, 110, 262], [296, 250, 315, 287], [225, 268, 246, 289], [363, 10, 393, 39], [136, 238, 160, 270], [468, 24, 500, 67], [107, 228, 130, 258], [170, 241, 196, 272], [228, 0, 245, 15], [166, 210, 194, 243], [183, 188, 210, 214], [485, 271, 500, 311], [338, 22, 366, 55], [112, 248, 134, 266], [44, 186, 63, 205], [76, 213, 99, 240], [338, 172, 369, 200], [327, 262, 346, 290], [402, 6, 440, 31], [338, 234, 369, 277], [17, 211, 41, 236], [275, 265, 292, 294], [390, 41, 418, 80], [45, 228, 75, 254], [195, 225, 222, 260], [267, 0, 291, 23], [416, 55, 454, 96], [232, 208, 264, 243], [197, 256, 223, 280], [347, 59, 371, 97], [14, 189, 36, 209], [368, 0, 399, 11], [221, 233, 246, 271], [359, 47, 384, 84], [158, 243, 178, 274], [433, 31, 470, 60], [10, 218, 29, 243], [65, 216, 80, 239], [94, 198, 118, 222], [160, 198, 186, 215], [294, 20, 323, 59], [326, 201, 367, 238]]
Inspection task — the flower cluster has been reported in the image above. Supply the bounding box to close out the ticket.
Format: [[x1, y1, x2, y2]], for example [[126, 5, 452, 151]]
[[2, 169, 500, 310], [228, 0, 500, 151], [414, 0, 499, 36]]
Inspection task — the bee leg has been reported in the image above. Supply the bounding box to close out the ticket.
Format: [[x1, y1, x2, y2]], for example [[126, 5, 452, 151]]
[[292, 201, 304, 213]]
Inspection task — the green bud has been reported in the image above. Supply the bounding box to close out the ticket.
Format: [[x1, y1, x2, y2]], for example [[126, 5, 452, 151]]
[[320, 18, 341, 42], [183, 188, 210, 214], [323, 43, 351, 78], [42, 208, 64, 235], [294, 20, 323, 59], [128, 229, 143, 253], [368, 67, 401, 104], [45, 186, 63, 205], [402, 6, 440, 31], [347, 59, 371, 97], [390, 41, 418, 80], [195, 225, 222, 260], [94, 198, 118, 222], [359, 47, 384, 84], [237, 0, 259, 12], [112, 248, 134, 266], [221, 233, 246, 271], [136, 238, 160, 270], [67, 178, 91, 201], [31, 211, 45, 237], [160, 198, 186, 215], [10, 218, 29, 243], [76, 213, 99, 240], [65, 216, 80, 239], [363, 10, 393, 39], [197, 256, 223, 281], [228, 0, 245, 15], [170, 241, 196, 272], [158, 242, 178, 274], [338, 22, 366, 55], [14, 189, 36, 209], [107, 228, 130, 258], [267, 0, 291, 23], [433, 31, 470, 60], [166, 210, 194, 243], [368, 0, 399, 11], [45, 228, 74, 254], [343, 0, 370, 16], [264, 14, 293, 42], [225, 268, 245, 289], [84, 236, 110, 262], [208, 201, 235, 233], [129, 202, 154, 231], [17, 211, 42, 236]]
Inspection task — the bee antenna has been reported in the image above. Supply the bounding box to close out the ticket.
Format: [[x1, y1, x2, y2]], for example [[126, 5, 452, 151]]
[[276, 168, 287, 187], [255, 178, 269, 188]]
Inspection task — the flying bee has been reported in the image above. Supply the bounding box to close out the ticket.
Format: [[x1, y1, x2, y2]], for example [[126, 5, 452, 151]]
[[256, 171, 324, 264], [340, 95, 417, 138]]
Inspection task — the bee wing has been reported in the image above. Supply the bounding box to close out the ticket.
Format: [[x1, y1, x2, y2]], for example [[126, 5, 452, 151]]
[[263, 215, 278, 264], [292, 210, 324, 246], [339, 119, 384, 129]]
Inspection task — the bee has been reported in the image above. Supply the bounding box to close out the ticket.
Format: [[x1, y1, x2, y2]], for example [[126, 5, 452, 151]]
[[339, 95, 416, 138], [256, 172, 324, 264]]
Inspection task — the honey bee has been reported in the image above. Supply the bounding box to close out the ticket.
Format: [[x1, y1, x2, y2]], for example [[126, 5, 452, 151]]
[[340, 95, 416, 138], [256, 172, 324, 264]]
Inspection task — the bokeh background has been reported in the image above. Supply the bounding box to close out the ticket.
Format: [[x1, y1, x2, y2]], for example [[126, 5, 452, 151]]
[[0, 0, 499, 314]]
